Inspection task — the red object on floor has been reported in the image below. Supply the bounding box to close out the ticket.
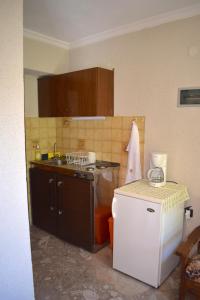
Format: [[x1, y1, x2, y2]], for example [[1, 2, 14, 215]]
[[95, 206, 111, 245], [108, 217, 113, 249]]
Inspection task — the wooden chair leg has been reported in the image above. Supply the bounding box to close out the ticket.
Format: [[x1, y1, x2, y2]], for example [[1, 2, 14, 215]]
[[179, 280, 186, 300]]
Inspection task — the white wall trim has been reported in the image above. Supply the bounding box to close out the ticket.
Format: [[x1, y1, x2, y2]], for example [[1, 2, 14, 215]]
[[70, 4, 200, 48], [24, 3, 200, 50], [24, 29, 70, 49]]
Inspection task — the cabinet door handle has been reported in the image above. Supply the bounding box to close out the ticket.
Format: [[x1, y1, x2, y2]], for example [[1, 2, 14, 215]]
[[48, 177, 56, 212], [58, 210, 62, 215], [57, 181, 63, 187]]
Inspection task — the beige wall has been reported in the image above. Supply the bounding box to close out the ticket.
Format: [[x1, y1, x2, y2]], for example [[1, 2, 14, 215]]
[[69, 15, 200, 234], [24, 37, 69, 74], [24, 74, 38, 117], [0, 1, 34, 298]]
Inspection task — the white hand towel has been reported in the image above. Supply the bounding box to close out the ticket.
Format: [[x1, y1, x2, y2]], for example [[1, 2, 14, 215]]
[[125, 121, 142, 184]]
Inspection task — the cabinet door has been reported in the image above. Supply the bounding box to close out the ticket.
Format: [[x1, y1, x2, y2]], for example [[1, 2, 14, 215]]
[[54, 74, 78, 116], [56, 175, 94, 251], [30, 168, 57, 235], [56, 69, 97, 117], [38, 76, 57, 117]]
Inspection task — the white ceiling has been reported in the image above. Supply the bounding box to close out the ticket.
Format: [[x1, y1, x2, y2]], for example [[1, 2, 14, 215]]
[[24, 0, 200, 48]]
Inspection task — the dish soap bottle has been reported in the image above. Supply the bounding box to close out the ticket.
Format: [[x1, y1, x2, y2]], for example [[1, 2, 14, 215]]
[[35, 144, 41, 161]]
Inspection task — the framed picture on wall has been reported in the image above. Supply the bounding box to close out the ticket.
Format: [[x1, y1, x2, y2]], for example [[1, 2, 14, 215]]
[[178, 87, 200, 107]]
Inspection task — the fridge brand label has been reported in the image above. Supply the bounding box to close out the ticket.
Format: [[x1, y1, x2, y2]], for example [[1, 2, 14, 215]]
[[147, 208, 155, 213]]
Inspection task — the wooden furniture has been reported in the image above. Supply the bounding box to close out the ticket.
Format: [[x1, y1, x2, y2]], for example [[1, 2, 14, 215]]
[[95, 206, 111, 245], [30, 167, 94, 251], [176, 226, 200, 299], [38, 67, 114, 117]]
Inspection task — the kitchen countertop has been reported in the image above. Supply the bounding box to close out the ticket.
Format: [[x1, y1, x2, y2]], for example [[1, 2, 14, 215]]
[[30, 160, 120, 176]]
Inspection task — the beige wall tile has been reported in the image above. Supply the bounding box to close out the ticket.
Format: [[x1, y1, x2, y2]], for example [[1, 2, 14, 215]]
[[96, 152, 102, 160], [94, 129, 103, 140], [48, 128, 56, 138], [48, 139, 56, 151], [85, 129, 94, 139], [40, 140, 48, 149], [111, 129, 122, 142], [77, 120, 83, 128], [85, 139, 94, 151], [26, 150, 32, 162], [70, 128, 78, 138], [25, 139, 32, 151], [25, 118, 31, 129], [30, 118, 39, 128], [78, 129, 86, 139], [95, 120, 104, 129], [104, 117, 112, 129], [111, 116, 122, 129], [111, 141, 122, 154], [103, 129, 112, 141], [85, 120, 93, 129], [25, 128, 31, 138], [63, 127, 70, 138], [122, 130, 130, 142], [39, 118, 48, 128], [47, 118, 56, 128], [56, 117, 63, 128], [70, 120, 78, 128], [77, 139, 85, 150], [122, 116, 133, 129], [39, 128, 48, 139], [102, 141, 111, 153], [94, 141, 102, 152], [63, 118, 70, 128], [56, 128, 63, 139], [31, 150, 36, 161], [63, 138, 70, 148], [70, 139, 78, 149], [102, 153, 111, 161], [111, 153, 121, 163], [56, 138, 63, 149], [31, 128, 40, 140]]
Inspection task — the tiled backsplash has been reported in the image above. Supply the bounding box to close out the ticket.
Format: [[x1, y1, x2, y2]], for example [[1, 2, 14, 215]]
[[25, 116, 145, 186], [25, 117, 57, 167]]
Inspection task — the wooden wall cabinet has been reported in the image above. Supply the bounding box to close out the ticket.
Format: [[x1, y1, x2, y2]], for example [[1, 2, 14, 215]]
[[30, 167, 94, 251], [38, 67, 114, 117]]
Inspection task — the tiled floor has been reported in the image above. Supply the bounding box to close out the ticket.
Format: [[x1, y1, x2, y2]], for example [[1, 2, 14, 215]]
[[31, 226, 183, 300]]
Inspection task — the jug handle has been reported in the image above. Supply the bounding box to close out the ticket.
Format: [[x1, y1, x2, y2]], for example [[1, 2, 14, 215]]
[[147, 168, 153, 179]]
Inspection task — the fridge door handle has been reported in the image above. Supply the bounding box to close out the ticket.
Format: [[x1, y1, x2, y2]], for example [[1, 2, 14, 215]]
[[112, 197, 117, 218]]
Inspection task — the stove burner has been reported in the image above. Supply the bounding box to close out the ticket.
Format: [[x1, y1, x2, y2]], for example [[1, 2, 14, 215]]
[[96, 165, 106, 169], [86, 167, 95, 171]]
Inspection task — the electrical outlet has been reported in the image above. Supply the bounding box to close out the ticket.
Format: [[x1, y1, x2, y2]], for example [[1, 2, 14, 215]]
[[184, 206, 193, 220]]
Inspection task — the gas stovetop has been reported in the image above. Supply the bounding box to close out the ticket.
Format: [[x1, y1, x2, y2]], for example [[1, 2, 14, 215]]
[[84, 161, 119, 172], [73, 161, 120, 180]]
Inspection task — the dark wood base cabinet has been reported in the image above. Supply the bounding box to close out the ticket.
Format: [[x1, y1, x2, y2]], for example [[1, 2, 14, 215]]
[[30, 168, 94, 252]]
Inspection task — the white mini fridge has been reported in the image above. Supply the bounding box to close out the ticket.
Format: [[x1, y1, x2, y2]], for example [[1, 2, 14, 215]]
[[112, 180, 189, 288]]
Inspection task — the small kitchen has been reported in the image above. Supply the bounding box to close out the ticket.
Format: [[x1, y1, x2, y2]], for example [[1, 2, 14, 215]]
[[23, 8, 200, 300]]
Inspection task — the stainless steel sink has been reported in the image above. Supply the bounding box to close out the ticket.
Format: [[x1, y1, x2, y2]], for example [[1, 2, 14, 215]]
[[42, 159, 67, 166]]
